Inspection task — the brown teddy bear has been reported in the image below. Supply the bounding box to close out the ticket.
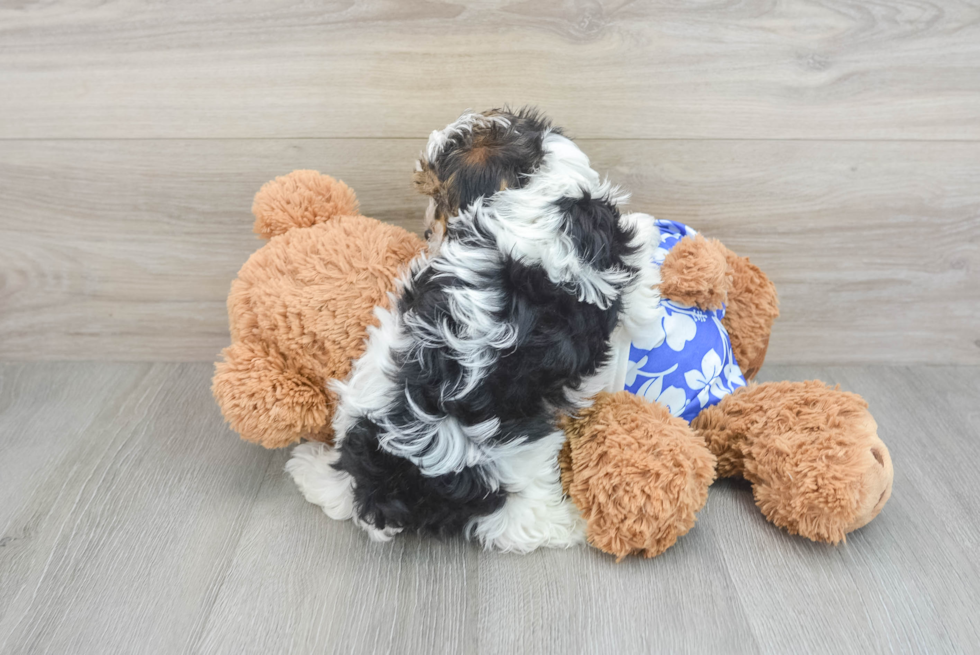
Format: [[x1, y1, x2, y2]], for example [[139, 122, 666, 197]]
[[212, 171, 424, 448], [213, 170, 893, 559]]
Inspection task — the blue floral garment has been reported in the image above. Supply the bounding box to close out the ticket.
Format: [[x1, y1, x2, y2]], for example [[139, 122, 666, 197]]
[[621, 220, 746, 422]]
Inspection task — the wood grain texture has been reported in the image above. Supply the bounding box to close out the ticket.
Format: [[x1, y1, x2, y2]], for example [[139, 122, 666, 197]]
[[1, 363, 978, 654], [196, 450, 477, 655], [1, 138, 977, 363], [0, 363, 273, 654], [1, 1, 979, 139], [703, 365, 980, 654], [476, 529, 760, 654]]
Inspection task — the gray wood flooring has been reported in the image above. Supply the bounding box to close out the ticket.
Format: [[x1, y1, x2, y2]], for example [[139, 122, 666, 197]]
[[1, 363, 977, 654]]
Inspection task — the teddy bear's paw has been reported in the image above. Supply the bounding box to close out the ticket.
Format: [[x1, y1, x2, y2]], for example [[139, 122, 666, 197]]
[[252, 170, 359, 239], [213, 341, 332, 448], [659, 234, 732, 311], [748, 409, 894, 544], [563, 392, 716, 560]]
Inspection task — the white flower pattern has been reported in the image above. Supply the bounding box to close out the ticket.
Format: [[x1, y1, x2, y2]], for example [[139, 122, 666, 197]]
[[623, 220, 746, 422], [684, 349, 728, 409]]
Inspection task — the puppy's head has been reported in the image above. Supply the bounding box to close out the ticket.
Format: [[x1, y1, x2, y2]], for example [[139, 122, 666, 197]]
[[414, 107, 557, 247]]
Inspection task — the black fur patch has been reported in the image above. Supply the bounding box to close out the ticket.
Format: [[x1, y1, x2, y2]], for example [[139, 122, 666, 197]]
[[336, 418, 507, 536], [555, 193, 638, 273], [333, 191, 641, 536]]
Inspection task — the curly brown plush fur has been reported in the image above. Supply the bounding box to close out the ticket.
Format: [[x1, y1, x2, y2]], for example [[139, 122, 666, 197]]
[[659, 234, 732, 311], [660, 235, 778, 381], [213, 172, 424, 448], [560, 392, 717, 560], [719, 250, 779, 380], [251, 170, 361, 239], [692, 381, 893, 543]]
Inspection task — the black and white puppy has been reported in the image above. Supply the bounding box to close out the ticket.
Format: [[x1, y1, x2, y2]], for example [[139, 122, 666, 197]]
[[287, 108, 660, 551]]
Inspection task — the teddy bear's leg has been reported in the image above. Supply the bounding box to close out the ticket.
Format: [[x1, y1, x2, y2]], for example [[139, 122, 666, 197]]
[[212, 341, 334, 448], [692, 381, 893, 543], [560, 392, 717, 560]]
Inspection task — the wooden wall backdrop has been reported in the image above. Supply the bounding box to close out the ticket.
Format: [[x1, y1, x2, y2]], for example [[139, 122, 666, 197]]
[[1, 0, 978, 363]]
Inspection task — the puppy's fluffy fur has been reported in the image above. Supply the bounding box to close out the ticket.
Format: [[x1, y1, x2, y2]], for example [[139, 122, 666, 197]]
[[288, 108, 659, 551]]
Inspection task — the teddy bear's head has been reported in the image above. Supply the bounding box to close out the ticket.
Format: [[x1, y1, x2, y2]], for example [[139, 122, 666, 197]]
[[213, 171, 424, 448]]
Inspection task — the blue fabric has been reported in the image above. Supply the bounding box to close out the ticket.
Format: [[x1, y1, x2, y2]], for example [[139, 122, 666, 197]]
[[622, 220, 746, 423]]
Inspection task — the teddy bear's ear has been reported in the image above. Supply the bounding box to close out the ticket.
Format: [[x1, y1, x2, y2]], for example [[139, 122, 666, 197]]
[[251, 170, 359, 239]]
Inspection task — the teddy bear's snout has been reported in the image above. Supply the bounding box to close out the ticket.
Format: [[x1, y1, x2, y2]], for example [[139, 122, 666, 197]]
[[846, 433, 894, 534]]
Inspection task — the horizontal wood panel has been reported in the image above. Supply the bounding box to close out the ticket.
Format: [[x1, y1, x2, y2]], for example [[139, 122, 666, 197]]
[[1, 0, 979, 140], [1, 138, 978, 363]]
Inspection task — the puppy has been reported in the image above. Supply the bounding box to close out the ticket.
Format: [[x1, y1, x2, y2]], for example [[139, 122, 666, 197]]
[[287, 108, 660, 551]]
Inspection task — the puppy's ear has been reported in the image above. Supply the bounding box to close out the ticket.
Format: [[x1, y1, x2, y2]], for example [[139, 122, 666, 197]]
[[413, 161, 441, 197]]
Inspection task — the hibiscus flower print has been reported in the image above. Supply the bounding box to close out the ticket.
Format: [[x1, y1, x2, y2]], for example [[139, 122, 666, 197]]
[[631, 303, 699, 352], [683, 349, 730, 409], [626, 359, 688, 417], [640, 378, 688, 416]]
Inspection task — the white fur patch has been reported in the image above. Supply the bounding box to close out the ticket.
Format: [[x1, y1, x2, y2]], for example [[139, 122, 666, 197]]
[[285, 442, 355, 521], [599, 212, 668, 392], [478, 132, 633, 309], [466, 431, 586, 552], [616, 212, 665, 340], [328, 259, 421, 444]]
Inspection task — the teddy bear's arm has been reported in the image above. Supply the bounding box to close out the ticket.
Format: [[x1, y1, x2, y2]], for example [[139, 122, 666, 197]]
[[559, 392, 715, 560], [659, 236, 779, 381], [719, 249, 779, 381], [658, 234, 732, 311]]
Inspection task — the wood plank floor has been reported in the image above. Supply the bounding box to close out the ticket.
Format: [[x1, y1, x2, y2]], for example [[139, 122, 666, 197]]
[[1, 362, 977, 654]]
